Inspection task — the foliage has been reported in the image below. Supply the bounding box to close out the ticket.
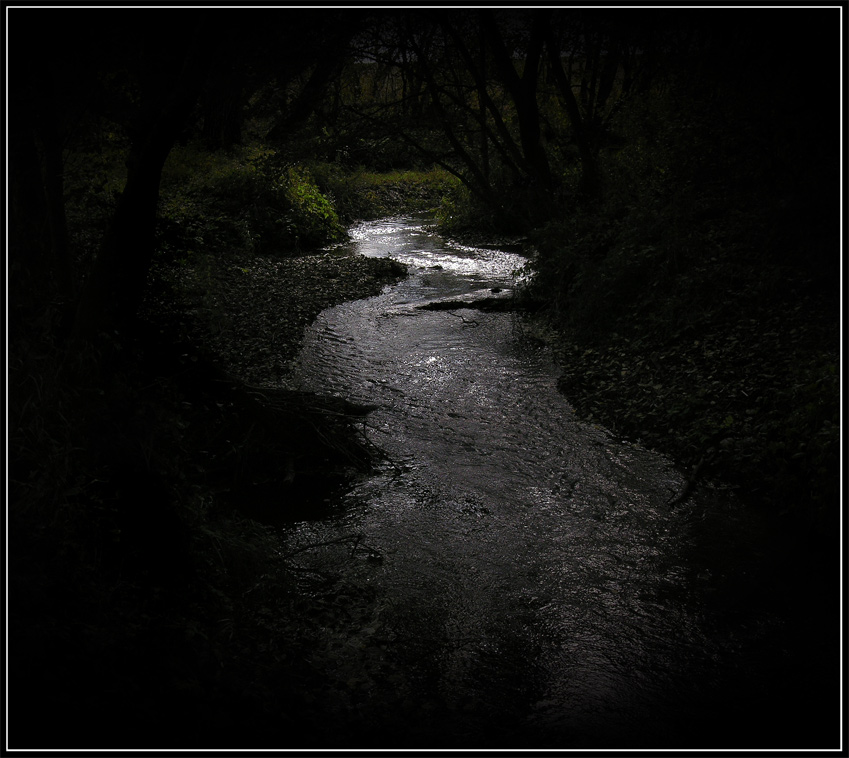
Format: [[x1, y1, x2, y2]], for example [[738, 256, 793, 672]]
[[157, 144, 347, 261], [8, 8, 840, 745], [434, 184, 497, 236], [275, 164, 347, 251], [520, 74, 839, 523], [312, 165, 460, 223]]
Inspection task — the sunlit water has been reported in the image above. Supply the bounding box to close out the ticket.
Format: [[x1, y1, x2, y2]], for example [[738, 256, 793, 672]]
[[280, 218, 836, 749]]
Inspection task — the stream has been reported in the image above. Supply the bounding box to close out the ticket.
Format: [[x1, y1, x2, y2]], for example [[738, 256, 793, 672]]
[[279, 217, 836, 749]]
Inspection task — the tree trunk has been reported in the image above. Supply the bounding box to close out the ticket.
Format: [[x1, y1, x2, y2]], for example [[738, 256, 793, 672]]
[[10, 61, 74, 302], [201, 70, 244, 150], [480, 11, 553, 195], [439, 18, 525, 177], [72, 33, 212, 347], [479, 21, 489, 183], [545, 27, 602, 200], [265, 22, 358, 143], [9, 119, 50, 284], [72, 150, 166, 342], [39, 111, 73, 300]]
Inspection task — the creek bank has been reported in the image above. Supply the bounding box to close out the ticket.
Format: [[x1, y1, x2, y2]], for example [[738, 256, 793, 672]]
[[11, 244, 416, 749], [148, 249, 409, 386], [519, 266, 839, 535], [141, 247, 412, 519]]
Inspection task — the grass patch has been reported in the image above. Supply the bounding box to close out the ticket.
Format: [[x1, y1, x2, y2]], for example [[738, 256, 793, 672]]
[[310, 165, 461, 223]]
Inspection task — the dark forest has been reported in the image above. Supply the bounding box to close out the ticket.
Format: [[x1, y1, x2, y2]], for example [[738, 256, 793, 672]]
[[6, 6, 844, 752]]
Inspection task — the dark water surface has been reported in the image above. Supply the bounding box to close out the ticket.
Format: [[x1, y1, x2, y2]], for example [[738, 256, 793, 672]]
[[281, 218, 839, 749]]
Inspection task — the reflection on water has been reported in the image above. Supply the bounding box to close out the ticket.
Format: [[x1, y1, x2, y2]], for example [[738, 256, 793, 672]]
[[281, 217, 837, 749]]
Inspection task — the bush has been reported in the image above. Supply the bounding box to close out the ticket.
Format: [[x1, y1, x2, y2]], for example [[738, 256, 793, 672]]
[[157, 144, 347, 261], [434, 163, 560, 237], [434, 184, 496, 236], [276, 165, 346, 251], [519, 85, 839, 520]]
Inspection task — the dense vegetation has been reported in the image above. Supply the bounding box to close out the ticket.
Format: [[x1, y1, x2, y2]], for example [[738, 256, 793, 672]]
[[517, 64, 840, 527], [8, 7, 841, 749]]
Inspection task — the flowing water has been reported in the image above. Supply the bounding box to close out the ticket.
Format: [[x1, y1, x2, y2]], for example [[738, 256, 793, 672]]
[[281, 217, 837, 749]]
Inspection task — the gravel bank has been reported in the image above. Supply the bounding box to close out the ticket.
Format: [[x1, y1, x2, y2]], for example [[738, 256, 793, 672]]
[[150, 250, 408, 385]]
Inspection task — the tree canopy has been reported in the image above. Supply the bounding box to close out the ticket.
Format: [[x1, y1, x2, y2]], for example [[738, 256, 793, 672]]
[[8, 6, 840, 346]]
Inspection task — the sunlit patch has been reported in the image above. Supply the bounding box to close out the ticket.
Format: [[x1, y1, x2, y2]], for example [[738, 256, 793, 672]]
[[405, 353, 453, 387], [525, 485, 560, 513], [347, 218, 527, 287]]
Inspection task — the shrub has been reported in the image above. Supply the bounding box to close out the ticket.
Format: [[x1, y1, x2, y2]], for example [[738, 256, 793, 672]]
[[157, 144, 346, 261], [275, 164, 346, 251]]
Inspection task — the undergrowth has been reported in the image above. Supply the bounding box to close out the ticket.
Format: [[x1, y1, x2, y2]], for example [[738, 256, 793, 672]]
[[157, 143, 347, 262], [520, 90, 840, 529], [310, 164, 460, 223], [9, 139, 422, 747]]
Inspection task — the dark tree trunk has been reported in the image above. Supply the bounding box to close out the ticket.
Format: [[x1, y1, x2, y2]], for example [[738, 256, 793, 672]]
[[439, 17, 525, 178], [201, 70, 244, 150], [265, 22, 358, 143], [480, 11, 553, 196], [407, 32, 503, 213], [39, 108, 73, 300], [545, 26, 602, 200], [72, 148, 167, 342], [10, 61, 74, 302], [478, 22, 489, 183], [72, 32, 212, 347], [9, 120, 50, 281]]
